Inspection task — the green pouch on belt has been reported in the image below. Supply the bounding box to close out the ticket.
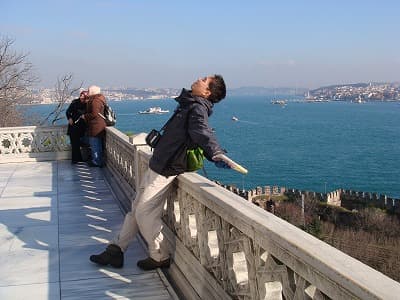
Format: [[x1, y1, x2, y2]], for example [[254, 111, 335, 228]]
[[186, 147, 205, 172]]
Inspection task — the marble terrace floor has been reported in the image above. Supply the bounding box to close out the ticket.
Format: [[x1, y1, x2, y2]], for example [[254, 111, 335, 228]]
[[0, 161, 176, 299]]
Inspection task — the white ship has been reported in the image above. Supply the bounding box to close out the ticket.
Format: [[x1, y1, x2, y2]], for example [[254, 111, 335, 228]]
[[352, 95, 365, 104], [138, 107, 170, 114], [271, 99, 287, 106]]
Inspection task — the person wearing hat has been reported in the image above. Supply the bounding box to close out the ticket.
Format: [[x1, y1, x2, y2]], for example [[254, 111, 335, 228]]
[[66, 90, 88, 164], [81, 85, 107, 167]]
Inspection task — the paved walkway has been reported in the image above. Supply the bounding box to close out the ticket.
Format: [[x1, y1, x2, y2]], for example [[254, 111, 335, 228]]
[[0, 161, 176, 299]]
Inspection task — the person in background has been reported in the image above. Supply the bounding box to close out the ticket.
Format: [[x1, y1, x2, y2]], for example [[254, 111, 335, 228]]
[[82, 85, 106, 167], [89, 74, 230, 270], [66, 90, 88, 164]]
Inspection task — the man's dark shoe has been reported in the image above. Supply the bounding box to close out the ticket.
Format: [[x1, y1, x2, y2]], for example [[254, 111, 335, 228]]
[[137, 257, 170, 270], [89, 244, 124, 268], [71, 160, 83, 164]]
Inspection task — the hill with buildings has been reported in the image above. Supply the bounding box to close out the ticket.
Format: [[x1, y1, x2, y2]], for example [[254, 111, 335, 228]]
[[20, 82, 400, 104], [306, 82, 400, 102]]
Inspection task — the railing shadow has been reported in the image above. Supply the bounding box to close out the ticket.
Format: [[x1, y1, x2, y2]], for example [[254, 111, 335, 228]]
[[56, 161, 156, 298]]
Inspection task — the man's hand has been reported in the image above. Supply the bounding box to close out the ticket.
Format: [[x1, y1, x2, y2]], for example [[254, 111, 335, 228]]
[[215, 161, 231, 169], [68, 118, 73, 125]]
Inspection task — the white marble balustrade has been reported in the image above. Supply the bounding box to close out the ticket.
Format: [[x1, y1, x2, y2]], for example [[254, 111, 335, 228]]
[[0, 125, 70, 163]]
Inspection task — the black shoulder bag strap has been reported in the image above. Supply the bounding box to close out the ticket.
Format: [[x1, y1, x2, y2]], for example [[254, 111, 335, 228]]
[[159, 107, 181, 132], [147, 108, 180, 149], [183, 103, 209, 178]]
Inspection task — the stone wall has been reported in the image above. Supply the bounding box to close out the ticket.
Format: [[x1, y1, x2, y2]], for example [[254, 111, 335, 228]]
[[339, 189, 399, 213], [0, 125, 70, 163], [218, 182, 400, 215]]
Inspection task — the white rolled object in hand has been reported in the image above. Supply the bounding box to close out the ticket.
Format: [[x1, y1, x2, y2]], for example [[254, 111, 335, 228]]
[[212, 153, 248, 175]]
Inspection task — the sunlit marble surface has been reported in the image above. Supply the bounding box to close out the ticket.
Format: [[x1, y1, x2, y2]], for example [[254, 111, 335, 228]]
[[0, 161, 175, 299]]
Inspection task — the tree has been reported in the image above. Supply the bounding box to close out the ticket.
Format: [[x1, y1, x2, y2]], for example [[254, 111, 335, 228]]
[[0, 36, 38, 127], [41, 73, 83, 125]]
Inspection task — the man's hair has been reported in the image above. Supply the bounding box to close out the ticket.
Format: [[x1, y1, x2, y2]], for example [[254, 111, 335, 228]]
[[208, 74, 226, 103]]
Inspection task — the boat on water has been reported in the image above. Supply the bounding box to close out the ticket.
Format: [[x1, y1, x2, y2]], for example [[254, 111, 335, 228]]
[[352, 96, 365, 104], [271, 99, 287, 106], [232, 116, 239, 121], [138, 107, 170, 114]]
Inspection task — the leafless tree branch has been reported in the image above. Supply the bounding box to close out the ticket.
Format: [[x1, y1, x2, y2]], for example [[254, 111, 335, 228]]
[[0, 35, 38, 127], [41, 73, 83, 125]]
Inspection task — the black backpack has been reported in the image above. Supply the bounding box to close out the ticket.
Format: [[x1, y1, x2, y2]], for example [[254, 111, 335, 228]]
[[99, 103, 116, 126]]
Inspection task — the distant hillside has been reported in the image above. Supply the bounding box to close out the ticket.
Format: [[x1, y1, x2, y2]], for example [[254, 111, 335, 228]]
[[310, 82, 400, 92], [310, 82, 374, 93], [307, 82, 400, 101], [229, 86, 307, 96]]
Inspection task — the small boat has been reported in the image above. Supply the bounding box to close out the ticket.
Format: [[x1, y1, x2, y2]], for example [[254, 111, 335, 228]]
[[232, 116, 239, 121], [352, 96, 365, 104], [271, 99, 287, 106], [138, 107, 170, 114]]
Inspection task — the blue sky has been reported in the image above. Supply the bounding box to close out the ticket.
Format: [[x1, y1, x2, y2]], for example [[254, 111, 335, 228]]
[[1, 0, 399, 89]]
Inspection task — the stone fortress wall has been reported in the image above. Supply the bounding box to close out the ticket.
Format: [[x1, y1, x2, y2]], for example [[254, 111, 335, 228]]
[[215, 182, 400, 214]]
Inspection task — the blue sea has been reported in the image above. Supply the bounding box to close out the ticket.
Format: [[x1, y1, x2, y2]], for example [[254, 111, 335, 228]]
[[24, 96, 400, 198]]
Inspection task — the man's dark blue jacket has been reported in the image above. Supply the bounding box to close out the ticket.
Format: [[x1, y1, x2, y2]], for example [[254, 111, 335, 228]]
[[66, 98, 87, 136], [149, 89, 224, 176]]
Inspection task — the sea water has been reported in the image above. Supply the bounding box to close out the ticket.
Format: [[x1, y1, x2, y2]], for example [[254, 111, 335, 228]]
[[24, 96, 400, 198]]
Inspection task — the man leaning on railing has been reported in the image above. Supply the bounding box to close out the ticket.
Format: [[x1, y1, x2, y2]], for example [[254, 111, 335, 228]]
[[90, 74, 232, 270]]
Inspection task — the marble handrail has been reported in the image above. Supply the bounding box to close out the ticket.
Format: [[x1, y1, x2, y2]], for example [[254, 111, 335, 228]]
[[0, 125, 70, 163]]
